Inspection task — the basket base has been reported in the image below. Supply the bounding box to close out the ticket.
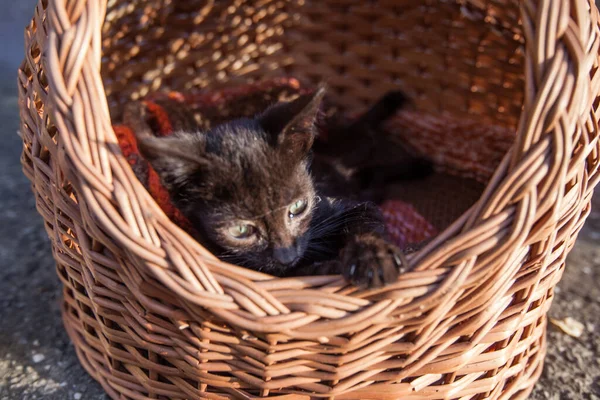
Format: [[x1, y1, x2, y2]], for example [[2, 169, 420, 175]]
[[60, 285, 547, 400]]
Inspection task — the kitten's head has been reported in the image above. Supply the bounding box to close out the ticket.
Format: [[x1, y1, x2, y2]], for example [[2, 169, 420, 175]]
[[137, 87, 325, 274]]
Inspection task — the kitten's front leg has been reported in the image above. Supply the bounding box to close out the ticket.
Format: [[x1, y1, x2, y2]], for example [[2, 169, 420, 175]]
[[340, 232, 407, 288], [313, 199, 408, 288]]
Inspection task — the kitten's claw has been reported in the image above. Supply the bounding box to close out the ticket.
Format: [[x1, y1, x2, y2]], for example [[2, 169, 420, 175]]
[[340, 233, 406, 288], [392, 251, 408, 274], [349, 263, 357, 277]]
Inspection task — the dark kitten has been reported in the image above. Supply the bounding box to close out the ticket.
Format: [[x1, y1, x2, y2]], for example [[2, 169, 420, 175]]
[[133, 87, 422, 287]]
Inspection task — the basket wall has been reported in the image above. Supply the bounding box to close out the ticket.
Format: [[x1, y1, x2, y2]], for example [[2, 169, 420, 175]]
[[101, 0, 526, 128], [18, 0, 600, 399]]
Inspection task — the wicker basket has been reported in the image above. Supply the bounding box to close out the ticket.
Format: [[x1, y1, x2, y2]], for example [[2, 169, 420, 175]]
[[18, 0, 600, 398]]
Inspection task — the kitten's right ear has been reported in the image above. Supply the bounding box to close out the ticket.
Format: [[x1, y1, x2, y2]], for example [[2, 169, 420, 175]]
[[259, 85, 326, 158], [136, 134, 208, 190]]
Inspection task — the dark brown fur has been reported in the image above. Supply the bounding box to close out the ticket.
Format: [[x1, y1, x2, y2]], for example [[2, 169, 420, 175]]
[[130, 86, 430, 287]]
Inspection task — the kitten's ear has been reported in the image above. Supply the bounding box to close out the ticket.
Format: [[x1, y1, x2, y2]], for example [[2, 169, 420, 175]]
[[259, 85, 326, 157], [136, 133, 208, 190]]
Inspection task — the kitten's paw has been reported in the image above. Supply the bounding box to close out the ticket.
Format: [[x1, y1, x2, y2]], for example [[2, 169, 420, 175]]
[[340, 233, 407, 288]]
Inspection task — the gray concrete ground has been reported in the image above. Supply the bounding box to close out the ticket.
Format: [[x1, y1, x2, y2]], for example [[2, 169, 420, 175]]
[[1, 1, 599, 399]]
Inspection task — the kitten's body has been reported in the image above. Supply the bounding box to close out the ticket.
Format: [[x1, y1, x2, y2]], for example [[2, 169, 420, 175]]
[[127, 86, 430, 287]]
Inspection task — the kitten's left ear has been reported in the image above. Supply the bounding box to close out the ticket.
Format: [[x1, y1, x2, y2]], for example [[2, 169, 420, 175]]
[[259, 85, 326, 157], [136, 133, 210, 192]]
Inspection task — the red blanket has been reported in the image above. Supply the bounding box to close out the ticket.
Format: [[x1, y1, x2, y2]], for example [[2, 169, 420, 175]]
[[114, 78, 437, 248]]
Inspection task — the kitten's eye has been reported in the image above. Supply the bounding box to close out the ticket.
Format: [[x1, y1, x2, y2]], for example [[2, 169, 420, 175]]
[[228, 224, 255, 239], [289, 199, 308, 217]]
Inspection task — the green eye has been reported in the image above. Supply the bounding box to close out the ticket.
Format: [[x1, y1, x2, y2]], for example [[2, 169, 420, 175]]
[[289, 199, 308, 217], [228, 224, 254, 239]]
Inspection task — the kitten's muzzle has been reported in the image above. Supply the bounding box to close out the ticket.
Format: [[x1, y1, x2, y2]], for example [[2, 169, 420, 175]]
[[272, 246, 300, 266]]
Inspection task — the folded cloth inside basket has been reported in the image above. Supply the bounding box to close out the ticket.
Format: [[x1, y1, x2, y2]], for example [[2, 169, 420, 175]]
[[113, 78, 438, 250]]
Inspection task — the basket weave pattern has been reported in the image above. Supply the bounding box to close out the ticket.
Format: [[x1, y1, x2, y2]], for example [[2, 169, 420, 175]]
[[18, 0, 600, 398]]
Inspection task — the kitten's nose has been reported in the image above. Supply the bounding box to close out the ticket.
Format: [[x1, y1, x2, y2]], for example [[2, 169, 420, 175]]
[[273, 246, 299, 265]]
